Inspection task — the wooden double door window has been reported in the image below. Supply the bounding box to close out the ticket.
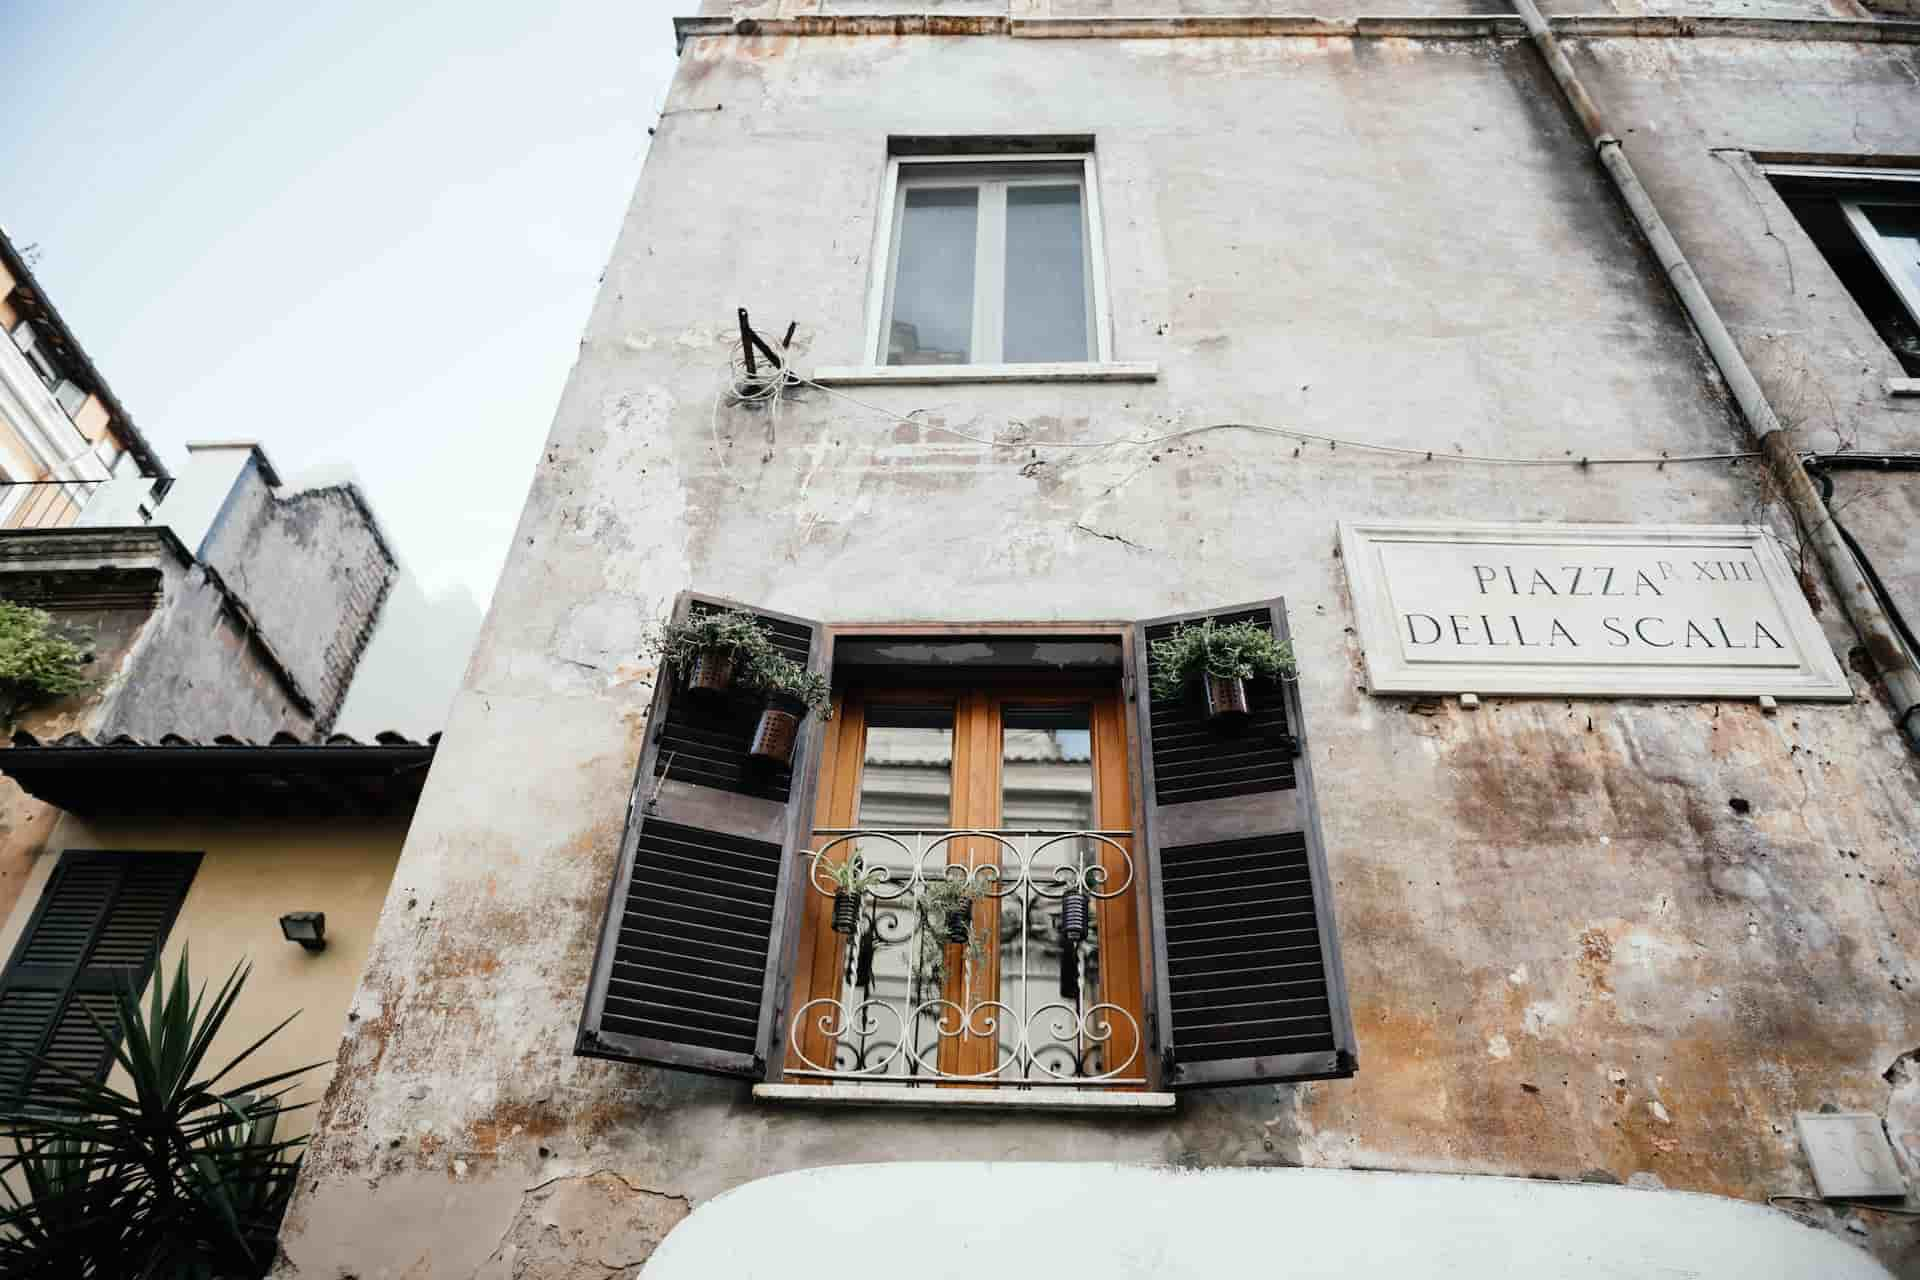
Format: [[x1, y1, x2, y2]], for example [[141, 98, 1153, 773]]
[[786, 679, 1147, 1086]]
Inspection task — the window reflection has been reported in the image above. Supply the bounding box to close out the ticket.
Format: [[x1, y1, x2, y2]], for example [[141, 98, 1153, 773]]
[[1004, 185, 1089, 364], [848, 706, 954, 1075], [887, 189, 978, 366], [1001, 705, 1100, 1078], [835, 700, 1114, 1082]]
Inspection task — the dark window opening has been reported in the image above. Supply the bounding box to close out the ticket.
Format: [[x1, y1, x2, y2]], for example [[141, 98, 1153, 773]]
[[1778, 188, 1920, 376]]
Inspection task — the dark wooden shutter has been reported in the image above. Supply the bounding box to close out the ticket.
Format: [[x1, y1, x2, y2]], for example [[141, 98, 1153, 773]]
[[0, 851, 199, 1104], [576, 591, 828, 1078], [1133, 600, 1356, 1089]]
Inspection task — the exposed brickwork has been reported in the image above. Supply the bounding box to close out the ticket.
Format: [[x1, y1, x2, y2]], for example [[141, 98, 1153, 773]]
[[198, 473, 398, 733]]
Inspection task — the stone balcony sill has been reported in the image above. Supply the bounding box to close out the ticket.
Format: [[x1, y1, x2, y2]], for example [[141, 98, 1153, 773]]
[[1888, 377, 1920, 397], [807, 362, 1159, 386], [753, 1083, 1177, 1113]]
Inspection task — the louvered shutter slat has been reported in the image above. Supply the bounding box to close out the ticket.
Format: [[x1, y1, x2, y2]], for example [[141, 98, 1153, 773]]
[[0, 851, 199, 1105], [1134, 600, 1357, 1089], [577, 593, 827, 1079], [0, 989, 60, 1100]]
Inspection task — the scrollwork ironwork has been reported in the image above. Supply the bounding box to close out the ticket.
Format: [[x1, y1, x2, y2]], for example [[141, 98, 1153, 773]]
[[789, 828, 1144, 1087]]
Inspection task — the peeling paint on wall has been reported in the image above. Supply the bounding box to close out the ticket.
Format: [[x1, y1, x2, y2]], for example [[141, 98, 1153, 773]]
[[281, 21, 1920, 1279]]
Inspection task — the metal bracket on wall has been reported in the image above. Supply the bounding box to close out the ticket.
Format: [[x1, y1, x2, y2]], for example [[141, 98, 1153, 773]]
[[644, 752, 675, 815], [736, 307, 795, 378]]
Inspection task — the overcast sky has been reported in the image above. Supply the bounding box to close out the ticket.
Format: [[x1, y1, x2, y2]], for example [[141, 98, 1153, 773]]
[[0, 1, 679, 608]]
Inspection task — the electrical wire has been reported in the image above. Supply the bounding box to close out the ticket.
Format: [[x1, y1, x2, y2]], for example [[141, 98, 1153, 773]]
[[1805, 458, 1920, 668], [794, 373, 1759, 466], [708, 322, 1764, 468], [710, 333, 805, 490]]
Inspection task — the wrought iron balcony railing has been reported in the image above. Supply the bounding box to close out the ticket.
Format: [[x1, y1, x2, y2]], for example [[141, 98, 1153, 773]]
[[787, 828, 1144, 1088]]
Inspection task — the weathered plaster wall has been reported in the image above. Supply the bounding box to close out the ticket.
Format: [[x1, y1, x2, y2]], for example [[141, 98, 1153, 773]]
[[0, 816, 409, 1140], [1569, 37, 1920, 722], [0, 565, 164, 927], [0, 503, 392, 935], [198, 467, 398, 732], [93, 559, 318, 743], [696, 0, 1875, 25], [283, 25, 1920, 1278]]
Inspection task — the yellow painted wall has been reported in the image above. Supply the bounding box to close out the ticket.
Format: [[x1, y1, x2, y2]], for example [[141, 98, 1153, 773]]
[[0, 816, 406, 1136]]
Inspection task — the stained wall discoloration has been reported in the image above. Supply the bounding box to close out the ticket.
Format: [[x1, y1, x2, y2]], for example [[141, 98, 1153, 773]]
[[283, 21, 1920, 1278]]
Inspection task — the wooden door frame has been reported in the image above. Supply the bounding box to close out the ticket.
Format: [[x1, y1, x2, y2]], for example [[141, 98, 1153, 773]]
[[773, 622, 1157, 1090]]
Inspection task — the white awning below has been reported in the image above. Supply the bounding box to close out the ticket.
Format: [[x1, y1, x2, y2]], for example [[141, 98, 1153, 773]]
[[641, 1162, 1890, 1280]]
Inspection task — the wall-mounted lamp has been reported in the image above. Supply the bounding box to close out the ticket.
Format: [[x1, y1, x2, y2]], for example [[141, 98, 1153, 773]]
[[279, 912, 327, 953]]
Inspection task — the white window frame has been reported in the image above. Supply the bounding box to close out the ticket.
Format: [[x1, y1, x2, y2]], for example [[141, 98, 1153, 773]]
[[1841, 195, 1920, 334], [864, 153, 1113, 369]]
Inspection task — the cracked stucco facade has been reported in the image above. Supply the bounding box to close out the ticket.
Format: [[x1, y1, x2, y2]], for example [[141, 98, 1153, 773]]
[[282, 8, 1920, 1277]]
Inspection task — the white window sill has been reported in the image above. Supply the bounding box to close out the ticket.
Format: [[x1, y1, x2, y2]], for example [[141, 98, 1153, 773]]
[[753, 1083, 1176, 1113], [808, 362, 1159, 386], [1889, 377, 1920, 398]]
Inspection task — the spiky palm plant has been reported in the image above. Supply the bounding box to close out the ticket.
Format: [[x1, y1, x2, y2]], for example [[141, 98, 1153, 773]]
[[0, 950, 319, 1278]]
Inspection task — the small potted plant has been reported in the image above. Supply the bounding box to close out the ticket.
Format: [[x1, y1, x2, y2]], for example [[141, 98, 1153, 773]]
[[742, 650, 831, 767], [824, 855, 889, 935], [642, 609, 775, 698], [1149, 617, 1296, 734]]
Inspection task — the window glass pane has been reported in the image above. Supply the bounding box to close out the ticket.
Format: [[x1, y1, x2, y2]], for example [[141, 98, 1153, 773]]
[[847, 706, 955, 1075], [887, 188, 977, 366], [999, 705, 1103, 1078], [856, 707, 954, 829], [1003, 184, 1089, 364], [1862, 204, 1920, 303]]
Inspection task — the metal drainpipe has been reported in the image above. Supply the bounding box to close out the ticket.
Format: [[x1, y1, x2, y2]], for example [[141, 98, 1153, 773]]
[[1510, 0, 1920, 749]]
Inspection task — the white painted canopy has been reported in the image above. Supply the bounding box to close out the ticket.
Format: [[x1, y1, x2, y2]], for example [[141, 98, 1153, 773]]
[[641, 1163, 1889, 1279]]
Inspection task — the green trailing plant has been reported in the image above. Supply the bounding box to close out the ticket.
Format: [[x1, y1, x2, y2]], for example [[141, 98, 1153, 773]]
[[641, 609, 776, 676], [1148, 618, 1296, 702], [910, 873, 993, 992], [823, 854, 890, 895], [0, 948, 319, 1279], [744, 649, 832, 717], [0, 601, 91, 727]]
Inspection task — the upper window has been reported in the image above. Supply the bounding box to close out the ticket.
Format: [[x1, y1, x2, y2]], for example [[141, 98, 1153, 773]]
[[1770, 166, 1920, 377], [872, 154, 1108, 368]]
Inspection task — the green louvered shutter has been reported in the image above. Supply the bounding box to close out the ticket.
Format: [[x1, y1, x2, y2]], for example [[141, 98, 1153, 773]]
[[0, 851, 199, 1104]]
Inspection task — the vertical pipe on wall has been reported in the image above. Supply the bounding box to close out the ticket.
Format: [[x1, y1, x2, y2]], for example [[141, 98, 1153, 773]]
[[1509, 0, 1920, 749]]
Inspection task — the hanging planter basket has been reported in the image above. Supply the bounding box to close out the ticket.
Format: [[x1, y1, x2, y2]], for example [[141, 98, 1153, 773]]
[[749, 691, 810, 767], [944, 906, 973, 945], [684, 646, 738, 697], [1059, 890, 1090, 945], [1200, 672, 1251, 735], [831, 890, 862, 936]]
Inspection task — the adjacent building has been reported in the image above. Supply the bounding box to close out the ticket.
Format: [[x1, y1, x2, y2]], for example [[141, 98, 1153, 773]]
[[0, 227, 167, 530], [281, 3, 1920, 1276], [0, 442, 400, 920], [0, 730, 435, 1133]]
